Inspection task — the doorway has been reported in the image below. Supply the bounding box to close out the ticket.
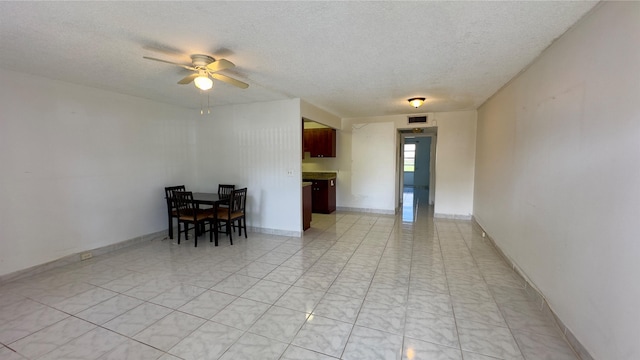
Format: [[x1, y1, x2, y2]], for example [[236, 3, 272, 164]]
[[398, 129, 437, 220]]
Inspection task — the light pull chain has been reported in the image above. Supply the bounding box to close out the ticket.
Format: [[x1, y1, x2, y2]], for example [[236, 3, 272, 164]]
[[200, 90, 204, 115], [199, 90, 211, 115]]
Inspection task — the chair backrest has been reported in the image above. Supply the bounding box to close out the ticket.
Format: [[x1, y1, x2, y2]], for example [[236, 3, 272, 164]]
[[218, 184, 235, 199], [230, 188, 247, 213], [165, 185, 186, 210], [173, 191, 195, 218]]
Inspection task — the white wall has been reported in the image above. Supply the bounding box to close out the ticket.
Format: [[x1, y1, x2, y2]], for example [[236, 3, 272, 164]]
[[301, 154, 341, 173], [0, 69, 197, 277], [303, 121, 329, 129], [433, 111, 477, 217], [0, 70, 304, 277], [338, 121, 397, 212], [337, 112, 476, 215], [195, 99, 302, 235], [474, 3, 640, 359], [301, 100, 341, 129]]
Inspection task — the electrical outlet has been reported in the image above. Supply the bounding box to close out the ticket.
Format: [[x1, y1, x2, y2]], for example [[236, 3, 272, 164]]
[[80, 252, 93, 261], [286, 170, 294, 176]]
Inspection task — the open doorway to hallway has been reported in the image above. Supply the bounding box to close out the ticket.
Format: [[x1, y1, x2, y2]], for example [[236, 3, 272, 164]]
[[398, 129, 437, 221]]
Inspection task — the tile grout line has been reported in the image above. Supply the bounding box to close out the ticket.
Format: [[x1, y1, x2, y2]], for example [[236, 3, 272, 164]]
[[433, 213, 467, 360], [453, 218, 530, 360], [336, 215, 390, 360]]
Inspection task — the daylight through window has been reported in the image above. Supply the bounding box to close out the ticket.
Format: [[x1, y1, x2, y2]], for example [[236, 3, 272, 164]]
[[404, 143, 416, 172]]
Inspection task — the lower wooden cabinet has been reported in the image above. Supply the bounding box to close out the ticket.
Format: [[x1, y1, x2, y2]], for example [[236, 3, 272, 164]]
[[308, 179, 336, 214], [303, 184, 312, 230]]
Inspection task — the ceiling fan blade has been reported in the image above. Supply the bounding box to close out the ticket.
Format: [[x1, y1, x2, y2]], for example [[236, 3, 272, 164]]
[[143, 56, 194, 70], [177, 73, 198, 85], [211, 73, 249, 89], [206, 59, 235, 72]]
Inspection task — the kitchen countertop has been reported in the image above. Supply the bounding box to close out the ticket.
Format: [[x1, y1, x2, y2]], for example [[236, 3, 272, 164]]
[[302, 172, 337, 180], [302, 181, 312, 187]]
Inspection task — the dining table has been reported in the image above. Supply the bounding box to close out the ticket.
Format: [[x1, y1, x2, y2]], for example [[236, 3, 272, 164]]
[[192, 192, 230, 245]]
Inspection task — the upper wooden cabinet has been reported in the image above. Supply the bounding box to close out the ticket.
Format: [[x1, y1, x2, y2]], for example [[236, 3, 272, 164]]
[[303, 128, 336, 158]]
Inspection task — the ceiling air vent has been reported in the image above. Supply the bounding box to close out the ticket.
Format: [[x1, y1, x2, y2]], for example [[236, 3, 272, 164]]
[[408, 116, 427, 124]]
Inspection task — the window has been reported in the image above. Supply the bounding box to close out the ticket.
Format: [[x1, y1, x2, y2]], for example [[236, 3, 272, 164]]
[[404, 143, 416, 172]]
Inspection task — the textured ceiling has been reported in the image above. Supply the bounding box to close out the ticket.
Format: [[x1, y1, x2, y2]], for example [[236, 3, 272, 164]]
[[0, 1, 597, 118]]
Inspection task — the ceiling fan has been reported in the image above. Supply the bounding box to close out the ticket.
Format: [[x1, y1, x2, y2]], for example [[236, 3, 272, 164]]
[[143, 54, 249, 90]]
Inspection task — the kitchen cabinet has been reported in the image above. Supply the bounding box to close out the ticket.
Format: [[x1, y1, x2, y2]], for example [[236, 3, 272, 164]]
[[303, 128, 336, 158], [308, 179, 336, 214], [303, 183, 312, 230]]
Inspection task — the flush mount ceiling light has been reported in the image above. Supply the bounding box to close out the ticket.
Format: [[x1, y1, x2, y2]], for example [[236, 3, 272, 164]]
[[408, 97, 425, 108], [193, 71, 213, 90]]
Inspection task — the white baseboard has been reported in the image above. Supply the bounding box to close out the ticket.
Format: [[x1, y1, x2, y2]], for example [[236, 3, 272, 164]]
[[248, 226, 301, 238], [434, 213, 472, 220], [336, 206, 395, 215]]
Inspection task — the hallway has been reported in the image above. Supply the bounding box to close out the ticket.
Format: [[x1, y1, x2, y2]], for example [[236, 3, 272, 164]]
[[0, 208, 577, 359], [401, 186, 430, 223]]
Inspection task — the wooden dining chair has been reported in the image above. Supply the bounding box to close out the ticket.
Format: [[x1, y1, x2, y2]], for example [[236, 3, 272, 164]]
[[173, 191, 214, 247], [164, 185, 185, 239], [216, 188, 247, 245], [217, 184, 235, 209]]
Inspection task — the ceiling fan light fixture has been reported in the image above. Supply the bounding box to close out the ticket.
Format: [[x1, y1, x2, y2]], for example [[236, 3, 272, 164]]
[[194, 75, 213, 90], [408, 97, 426, 108]]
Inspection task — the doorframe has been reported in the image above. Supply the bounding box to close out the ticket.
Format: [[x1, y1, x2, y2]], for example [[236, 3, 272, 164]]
[[397, 128, 437, 210]]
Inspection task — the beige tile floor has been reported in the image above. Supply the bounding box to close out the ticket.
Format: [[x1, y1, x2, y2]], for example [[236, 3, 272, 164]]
[[0, 203, 579, 359]]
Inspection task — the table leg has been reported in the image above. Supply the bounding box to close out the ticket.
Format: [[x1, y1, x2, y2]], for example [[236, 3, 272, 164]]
[[213, 204, 219, 246]]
